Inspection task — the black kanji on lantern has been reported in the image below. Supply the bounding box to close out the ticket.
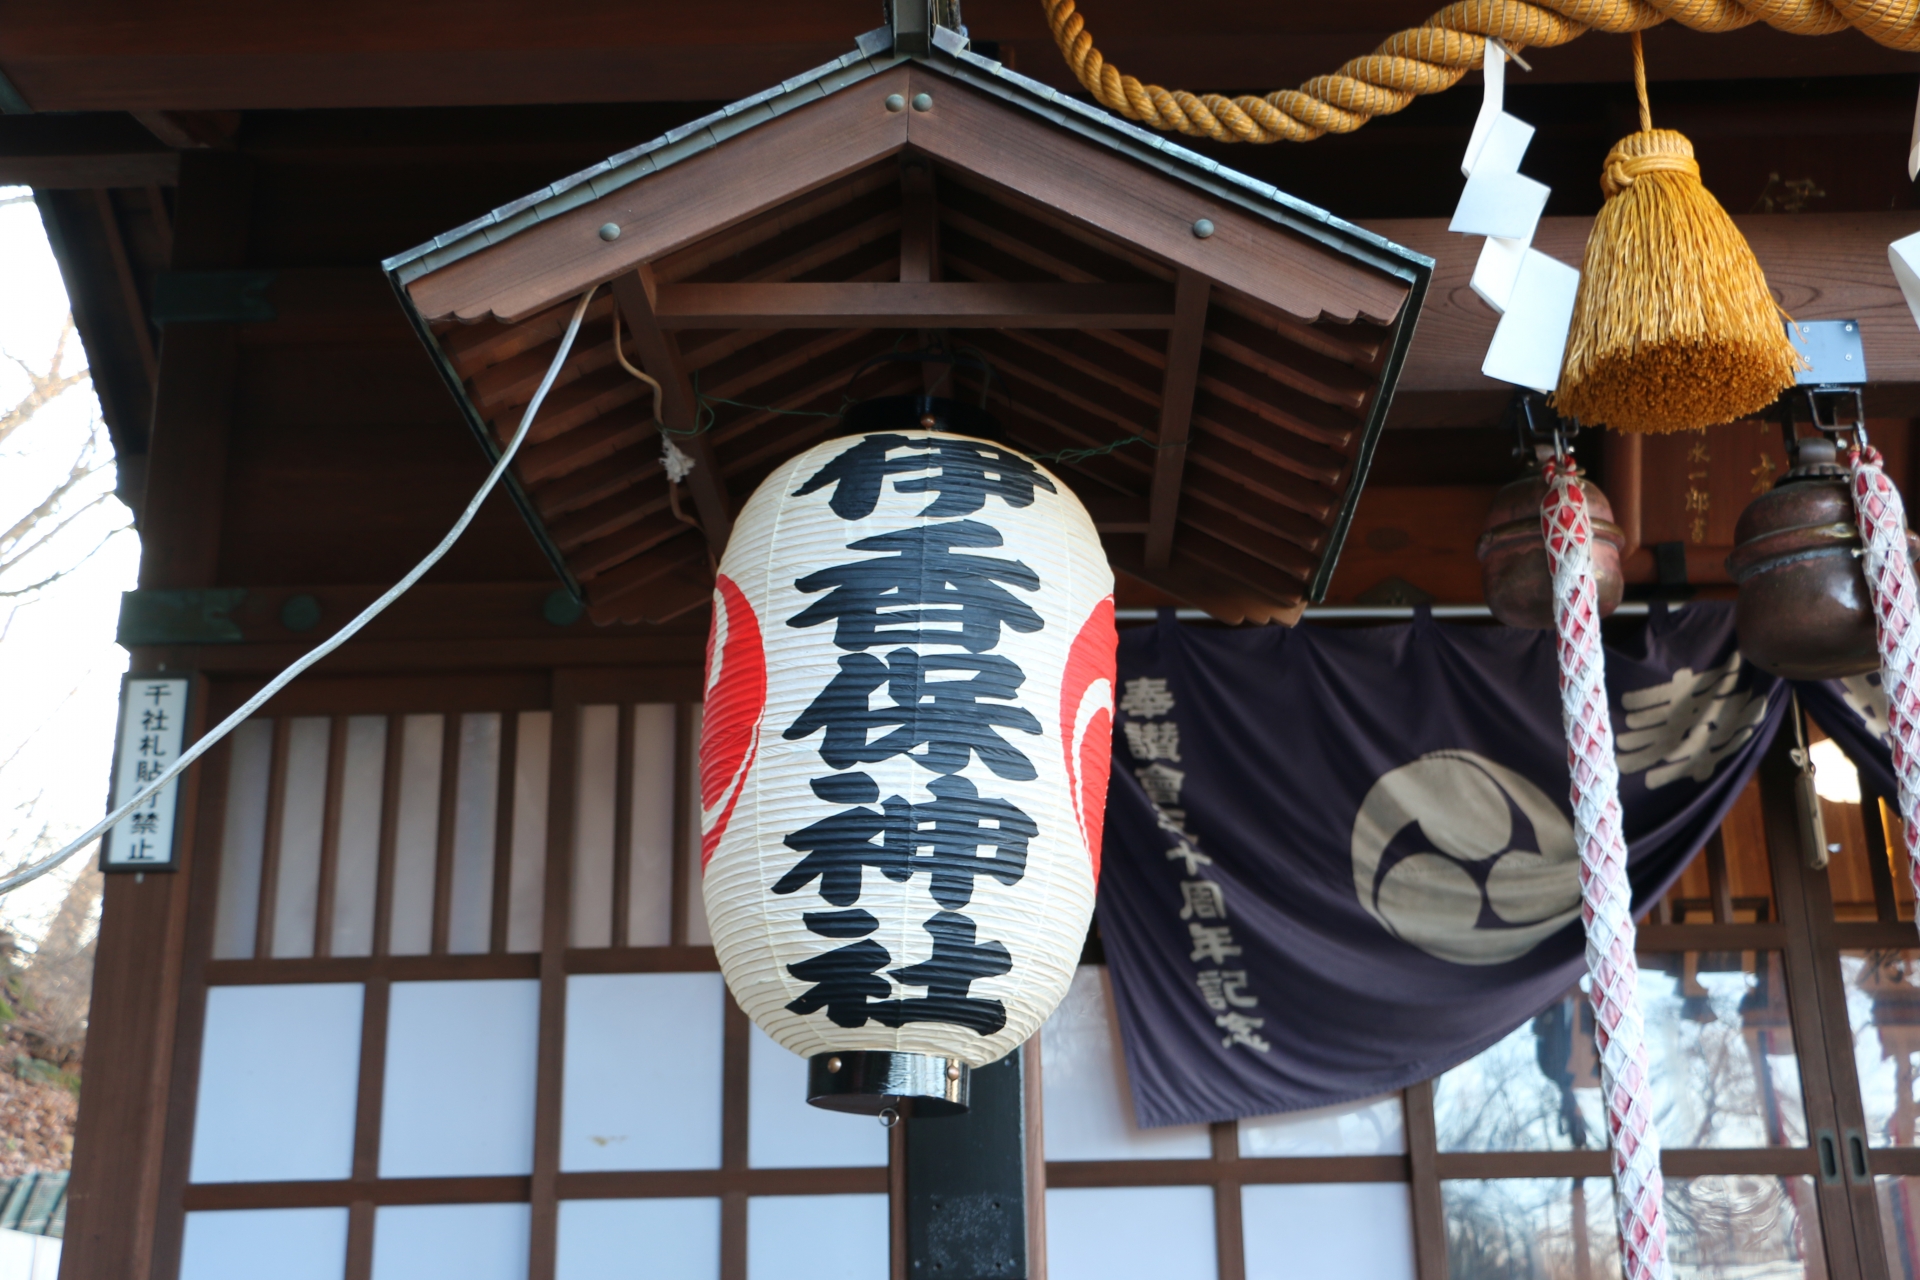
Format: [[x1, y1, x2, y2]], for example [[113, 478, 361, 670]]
[[787, 520, 1041, 654], [775, 773, 913, 905], [784, 912, 1011, 1034], [794, 434, 1057, 520], [785, 648, 1042, 779], [899, 775, 1033, 910]]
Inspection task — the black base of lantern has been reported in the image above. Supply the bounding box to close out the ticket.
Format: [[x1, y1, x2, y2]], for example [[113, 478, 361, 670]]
[[807, 1051, 971, 1117]]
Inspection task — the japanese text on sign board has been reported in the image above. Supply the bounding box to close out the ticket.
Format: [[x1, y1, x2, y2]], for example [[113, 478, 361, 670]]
[[105, 677, 189, 870]]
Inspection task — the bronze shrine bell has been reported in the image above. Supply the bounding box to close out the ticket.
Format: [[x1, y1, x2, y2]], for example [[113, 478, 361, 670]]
[[1477, 468, 1627, 628], [1727, 432, 1918, 679], [1476, 398, 1626, 629]]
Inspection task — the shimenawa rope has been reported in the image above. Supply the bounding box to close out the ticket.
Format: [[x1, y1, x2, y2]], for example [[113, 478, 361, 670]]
[[1540, 458, 1669, 1280], [1042, 0, 1915, 146]]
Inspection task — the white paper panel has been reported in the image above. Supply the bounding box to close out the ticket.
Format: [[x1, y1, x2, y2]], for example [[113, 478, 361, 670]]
[[381, 979, 539, 1177], [180, 1207, 349, 1280], [1892, 231, 1920, 331], [747, 1195, 888, 1280], [1238, 1093, 1406, 1157], [701, 433, 1108, 1066], [1041, 967, 1210, 1161], [190, 983, 362, 1183], [449, 712, 500, 954], [1241, 1183, 1416, 1280], [1460, 44, 1505, 177], [271, 717, 331, 959], [1482, 249, 1581, 393], [684, 704, 710, 948], [1450, 114, 1545, 241], [557, 1198, 721, 1280], [371, 1203, 529, 1280], [212, 719, 274, 960], [748, 1024, 888, 1169], [1045, 1186, 1215, 1280], [628, 704, 677, 947], [388, 714, 443, 956], [0, 1229, 58, 1280], [1470, 234, 1528, 315], [562, 972, 724, 1171], [573, 705, 618, 948], [330, 716, 387, 957], [508, 711, 551, 953]]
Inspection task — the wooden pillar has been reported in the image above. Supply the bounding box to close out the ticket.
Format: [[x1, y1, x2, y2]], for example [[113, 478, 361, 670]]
[[61, 150, 251, 1280]]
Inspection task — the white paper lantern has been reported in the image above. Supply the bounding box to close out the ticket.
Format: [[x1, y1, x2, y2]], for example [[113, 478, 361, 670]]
[[700, 408, 1115, 1111]]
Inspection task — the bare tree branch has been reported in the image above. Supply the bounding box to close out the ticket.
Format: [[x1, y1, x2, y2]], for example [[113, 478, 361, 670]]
[[0, 319, 91, 453]]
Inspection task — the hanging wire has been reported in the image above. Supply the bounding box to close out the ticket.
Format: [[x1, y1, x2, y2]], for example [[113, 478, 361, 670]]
[[0, 286, 604, 897]]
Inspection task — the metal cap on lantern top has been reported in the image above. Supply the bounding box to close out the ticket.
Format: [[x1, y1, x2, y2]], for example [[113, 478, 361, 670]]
[[700, 394, 1117, 1116]]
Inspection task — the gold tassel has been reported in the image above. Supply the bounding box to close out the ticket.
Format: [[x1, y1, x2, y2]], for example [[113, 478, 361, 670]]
[[1552, 32, 1800, 435]]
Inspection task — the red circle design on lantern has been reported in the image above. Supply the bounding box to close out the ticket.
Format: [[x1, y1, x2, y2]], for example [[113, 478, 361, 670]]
[[1060, 595, 1117, 882], [700, 574, 767, 869]]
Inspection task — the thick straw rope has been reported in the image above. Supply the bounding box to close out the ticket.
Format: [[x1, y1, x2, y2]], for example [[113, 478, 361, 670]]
[[1541, 461, 1668, 1280], [1848, 444, 1920, 911], [1042, 0, 1914, 143]]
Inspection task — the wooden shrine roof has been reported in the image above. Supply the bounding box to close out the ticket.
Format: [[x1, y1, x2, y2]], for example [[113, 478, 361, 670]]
[[386, 28, 1431, 626]]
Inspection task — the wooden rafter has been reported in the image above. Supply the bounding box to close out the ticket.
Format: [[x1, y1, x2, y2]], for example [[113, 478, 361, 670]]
[[610, 266, 733, 554], [1145, 269, 1210, 570], [652, 282, 1174, 330]]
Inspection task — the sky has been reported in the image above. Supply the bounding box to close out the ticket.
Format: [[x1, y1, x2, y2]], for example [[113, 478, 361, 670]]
[[0, 185, 142, 943]]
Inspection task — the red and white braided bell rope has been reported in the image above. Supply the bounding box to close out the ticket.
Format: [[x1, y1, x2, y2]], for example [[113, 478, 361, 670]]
[[1847, 444, 1920, 901], [1540, 462, 1670, 1280]]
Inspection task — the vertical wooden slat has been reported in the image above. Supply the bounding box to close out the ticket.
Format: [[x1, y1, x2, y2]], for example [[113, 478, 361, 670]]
[[148, 693, 236, 1280], [1763, 732, 1874, 1280], [313, 715, 348, 959], [1024, 1034, 1047, 1280], [431, 714, 462, 956], [671, 702, 694, 948], [612, 703, 635, 949], [343, 1201, 376, 1280], [491, 712, 520, 954], [344, 976, 393, 1280], [1403, 1081, 1449, 1280], [1864, 794, 1901, 924], [252, 716, 292, 961], [372, 715, 404, 960], [1209, 1121, 1245, 1280], [721, 995, 752, 1280], [889, 1115, 907, 1280], [1705, 831, 1734, 924], [528, 679, 584, 1280]]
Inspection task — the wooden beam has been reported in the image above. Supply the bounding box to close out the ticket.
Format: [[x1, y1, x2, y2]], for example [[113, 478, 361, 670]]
[[652, 281, 1175, 330], [1, 6, 1911, 114], [610, 265, 733, 554], [0, 151, 179, 187], [66, 149, 251, 1280], [1371, 211, 1920, 423], [899, 159, 936, 286], [1144, 269, 1209, 570]]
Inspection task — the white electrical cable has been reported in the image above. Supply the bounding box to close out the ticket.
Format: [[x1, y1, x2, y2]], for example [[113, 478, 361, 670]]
[[0, 286, 601, 897]]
